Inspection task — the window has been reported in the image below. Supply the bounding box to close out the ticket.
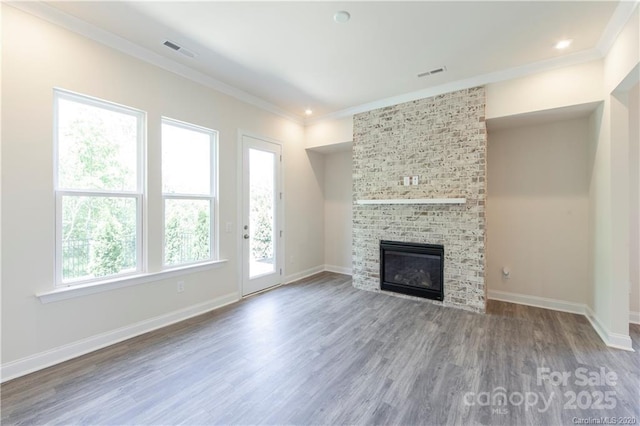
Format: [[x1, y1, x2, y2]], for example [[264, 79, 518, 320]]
[[162, 118, 217, 267], [54, 90, 144, 285]]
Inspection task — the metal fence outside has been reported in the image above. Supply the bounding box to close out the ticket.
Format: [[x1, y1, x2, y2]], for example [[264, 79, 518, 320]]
[[63, 232, 209, 279], [62, 236, 136, 279]]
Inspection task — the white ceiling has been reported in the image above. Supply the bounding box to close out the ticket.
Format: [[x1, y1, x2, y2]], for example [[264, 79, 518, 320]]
[[44, 1, 623, 121]]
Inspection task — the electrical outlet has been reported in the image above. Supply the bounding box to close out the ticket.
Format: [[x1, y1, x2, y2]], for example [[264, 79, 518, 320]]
[[177, 280, 185, 293], [412, 175, 419, 185], [502, 267, 510, 280]]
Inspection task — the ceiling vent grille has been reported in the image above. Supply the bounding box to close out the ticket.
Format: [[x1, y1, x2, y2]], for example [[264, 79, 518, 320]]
[[417, 66, 447, 78], [163, 40, 196, 58]]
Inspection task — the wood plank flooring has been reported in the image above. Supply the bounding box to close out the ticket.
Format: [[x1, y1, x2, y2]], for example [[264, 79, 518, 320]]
[[2, 272, 639, 425]]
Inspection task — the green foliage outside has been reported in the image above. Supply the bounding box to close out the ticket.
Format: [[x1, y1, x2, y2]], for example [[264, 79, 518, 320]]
[[60, 106, 138, 281], [250, 180, 273, 261], [60, 105, 212, 280], [90, 215, 126, 277], [164, 201, 210, 266]]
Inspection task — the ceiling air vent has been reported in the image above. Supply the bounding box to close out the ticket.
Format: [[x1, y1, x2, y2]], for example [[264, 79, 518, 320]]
[[163, 40, 196, 58], [417, 66, 447, 78]]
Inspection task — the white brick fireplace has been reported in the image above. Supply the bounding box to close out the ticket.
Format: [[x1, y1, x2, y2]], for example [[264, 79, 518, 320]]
[[352, 87, 487, 313]]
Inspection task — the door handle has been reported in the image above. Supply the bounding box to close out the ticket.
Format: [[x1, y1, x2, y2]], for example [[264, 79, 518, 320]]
[[243, 234, 249, 239]]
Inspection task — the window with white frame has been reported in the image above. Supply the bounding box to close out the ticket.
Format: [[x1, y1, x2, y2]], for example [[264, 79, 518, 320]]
[[161, 118, 217, 267], [54, 90, 144, 285]]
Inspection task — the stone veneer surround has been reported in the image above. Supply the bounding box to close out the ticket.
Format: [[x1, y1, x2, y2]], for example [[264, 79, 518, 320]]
[[352, 87, 487, 312]]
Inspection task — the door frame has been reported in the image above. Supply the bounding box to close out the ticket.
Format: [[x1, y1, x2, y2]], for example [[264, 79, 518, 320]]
[[236, 130, 285, 297]]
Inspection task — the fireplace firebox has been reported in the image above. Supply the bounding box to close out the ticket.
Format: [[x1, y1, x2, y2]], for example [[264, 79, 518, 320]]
[[380, 240, 444, 301]]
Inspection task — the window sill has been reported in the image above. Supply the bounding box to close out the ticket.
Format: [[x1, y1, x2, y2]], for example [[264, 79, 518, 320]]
[[37, 260, 228, 304]]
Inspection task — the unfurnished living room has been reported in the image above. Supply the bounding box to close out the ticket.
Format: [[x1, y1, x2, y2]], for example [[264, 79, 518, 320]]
[[1, 1, 639, 425]]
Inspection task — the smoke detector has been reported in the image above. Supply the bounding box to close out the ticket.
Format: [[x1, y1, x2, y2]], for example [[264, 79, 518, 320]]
[[333, 11, 351, 23]]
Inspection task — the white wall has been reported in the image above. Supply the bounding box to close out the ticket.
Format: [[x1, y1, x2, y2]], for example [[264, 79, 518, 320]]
[[589, 6, 638, 344], [305, 116, 354, 150], [323, 150, 353, 274], [629, 83, 639, 318], [483, 6, 638, 348], [486, 60, 603, 120], [289, 149, 325, 277], [487, 118, 590, 304], [1, 5, 324, 373]]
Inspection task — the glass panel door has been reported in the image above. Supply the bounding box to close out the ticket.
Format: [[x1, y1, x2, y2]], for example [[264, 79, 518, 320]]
[[249, 148, 275, 278], [241, 135, 282, 295]]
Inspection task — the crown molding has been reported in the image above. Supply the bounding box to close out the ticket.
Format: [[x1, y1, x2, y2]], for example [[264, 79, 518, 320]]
[[307, 47, 603, 124], [8, 0, 635, 128], [306, 0, 638, 125], [595, 0, 639, 56], [6, 1, 304, 125]]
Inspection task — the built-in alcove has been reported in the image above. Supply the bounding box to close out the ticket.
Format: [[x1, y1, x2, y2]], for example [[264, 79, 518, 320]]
[[486, 103, 599, 306]]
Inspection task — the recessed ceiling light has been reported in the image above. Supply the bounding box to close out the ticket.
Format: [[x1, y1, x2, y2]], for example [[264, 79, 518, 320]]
[[334, 11, 351, 24], [305, 109, 313, 116], [555, 39, 573, 50]]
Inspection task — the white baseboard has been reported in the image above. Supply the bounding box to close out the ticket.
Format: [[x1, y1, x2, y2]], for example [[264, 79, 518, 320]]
[[283, 265, 325, 284], [0, 293, 240, 383], [5, 283, 634, 383], [324, 264, 353, 275], [585, 307, 634, 351], [487, 289, 634, 352], [487, 289, 587, 315], [284, 265, 352, 284]]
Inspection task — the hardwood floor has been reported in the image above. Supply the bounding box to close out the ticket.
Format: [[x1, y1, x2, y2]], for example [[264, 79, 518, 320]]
[[2, 272, 639, 425]]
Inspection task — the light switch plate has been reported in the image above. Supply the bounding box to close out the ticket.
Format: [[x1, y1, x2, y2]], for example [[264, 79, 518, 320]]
[[403, 176, 410, 186]]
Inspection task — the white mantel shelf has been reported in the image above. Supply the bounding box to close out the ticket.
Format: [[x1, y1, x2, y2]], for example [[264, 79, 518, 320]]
[[356, 198, 466, 205]]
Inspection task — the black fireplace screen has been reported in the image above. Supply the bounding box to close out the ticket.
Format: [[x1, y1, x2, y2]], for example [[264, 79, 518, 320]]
[[380, 240, 444, 301]]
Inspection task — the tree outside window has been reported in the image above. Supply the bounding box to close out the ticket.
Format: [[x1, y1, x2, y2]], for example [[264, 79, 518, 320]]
[[161, 119, 216, 267], [55, 90, 143, 284]]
